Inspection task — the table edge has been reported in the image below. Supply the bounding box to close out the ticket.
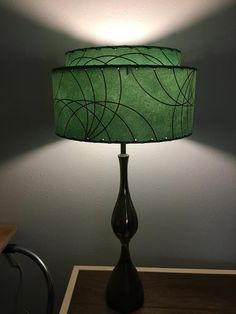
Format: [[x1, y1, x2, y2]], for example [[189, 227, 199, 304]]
[[0, 224, 17, 253], [59, 265, 236, 314]]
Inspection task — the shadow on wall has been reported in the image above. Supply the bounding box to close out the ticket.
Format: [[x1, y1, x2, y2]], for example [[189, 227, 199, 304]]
[[0, 4, 92, 164], [151, 3, 236, 155]]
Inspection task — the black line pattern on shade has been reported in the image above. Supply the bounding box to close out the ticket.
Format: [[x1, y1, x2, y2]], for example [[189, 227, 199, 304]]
[[84, 69, 96, 136], [68, 53, 166, 66], [53, 65, 195, 143], [66, 48, 181, 67], [161, 49, 177, 65], [55, 99, 135, 141], [57, 99, 86, 135], [54, 72, 63, 99], [76, 48, 86, 65], [88, 68, 123, 140], [130, 68, 194, 107], [88, 68, 108, 138], [69, 70, 89, 138]]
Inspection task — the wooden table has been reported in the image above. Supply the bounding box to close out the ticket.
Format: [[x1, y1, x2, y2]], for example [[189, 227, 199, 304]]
[[60, 266, 236, 314], [0, 224, 17, 253]]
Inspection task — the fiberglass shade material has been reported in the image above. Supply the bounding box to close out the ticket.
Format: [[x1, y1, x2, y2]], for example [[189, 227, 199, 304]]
[[52, 46, 196, 143], [65, 46, 181, 66]]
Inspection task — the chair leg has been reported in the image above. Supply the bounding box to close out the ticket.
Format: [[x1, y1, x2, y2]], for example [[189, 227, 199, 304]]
[[3, 244, 54, 314]]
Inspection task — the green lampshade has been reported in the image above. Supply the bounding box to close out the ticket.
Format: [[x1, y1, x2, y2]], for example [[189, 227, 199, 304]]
[[52, 45, 196, 143]]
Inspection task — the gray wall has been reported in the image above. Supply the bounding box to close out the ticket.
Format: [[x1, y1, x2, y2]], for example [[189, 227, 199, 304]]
[[0, 3, 235, 314]]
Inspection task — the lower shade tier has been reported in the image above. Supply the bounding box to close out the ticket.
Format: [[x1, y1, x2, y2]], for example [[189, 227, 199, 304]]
[[52, 65, 196, 143]]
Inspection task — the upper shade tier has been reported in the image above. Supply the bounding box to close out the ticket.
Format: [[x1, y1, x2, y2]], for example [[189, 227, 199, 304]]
[[65, 45, 181, 67]]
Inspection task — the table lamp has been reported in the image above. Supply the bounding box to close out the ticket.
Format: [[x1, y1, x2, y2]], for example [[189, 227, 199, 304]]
[[52, 45, 197, 313]]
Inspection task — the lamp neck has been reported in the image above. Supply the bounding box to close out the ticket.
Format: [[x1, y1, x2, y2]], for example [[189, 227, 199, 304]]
[[120, 143, 126, 154], [118, 144, 129, 194]]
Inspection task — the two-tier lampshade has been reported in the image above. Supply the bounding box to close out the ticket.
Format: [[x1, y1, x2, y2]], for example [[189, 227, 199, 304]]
[[52, 46, 196, 143]]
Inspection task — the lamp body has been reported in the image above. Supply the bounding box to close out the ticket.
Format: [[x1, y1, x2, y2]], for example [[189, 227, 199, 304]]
[[106, 151, 144, 313], [51, 45, 197, 313]]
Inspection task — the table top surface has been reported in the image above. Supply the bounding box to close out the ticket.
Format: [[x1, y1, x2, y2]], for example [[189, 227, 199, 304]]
[[60, 266, 236, 314], [0, 224, 17, 253]]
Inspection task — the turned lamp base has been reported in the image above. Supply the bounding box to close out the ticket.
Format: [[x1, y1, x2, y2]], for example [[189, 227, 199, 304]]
[[106, 144, 144, 313], [106, 245, 144, 313]]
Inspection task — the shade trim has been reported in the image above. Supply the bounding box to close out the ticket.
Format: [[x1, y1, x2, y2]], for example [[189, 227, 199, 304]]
[[65, 45, 181, 55], [55, 132, 193, 144], [52, 64, 197, 72]]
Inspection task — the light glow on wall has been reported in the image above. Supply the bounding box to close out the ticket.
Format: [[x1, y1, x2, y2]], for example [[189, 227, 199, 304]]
[[0, 0, 234, 44]]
